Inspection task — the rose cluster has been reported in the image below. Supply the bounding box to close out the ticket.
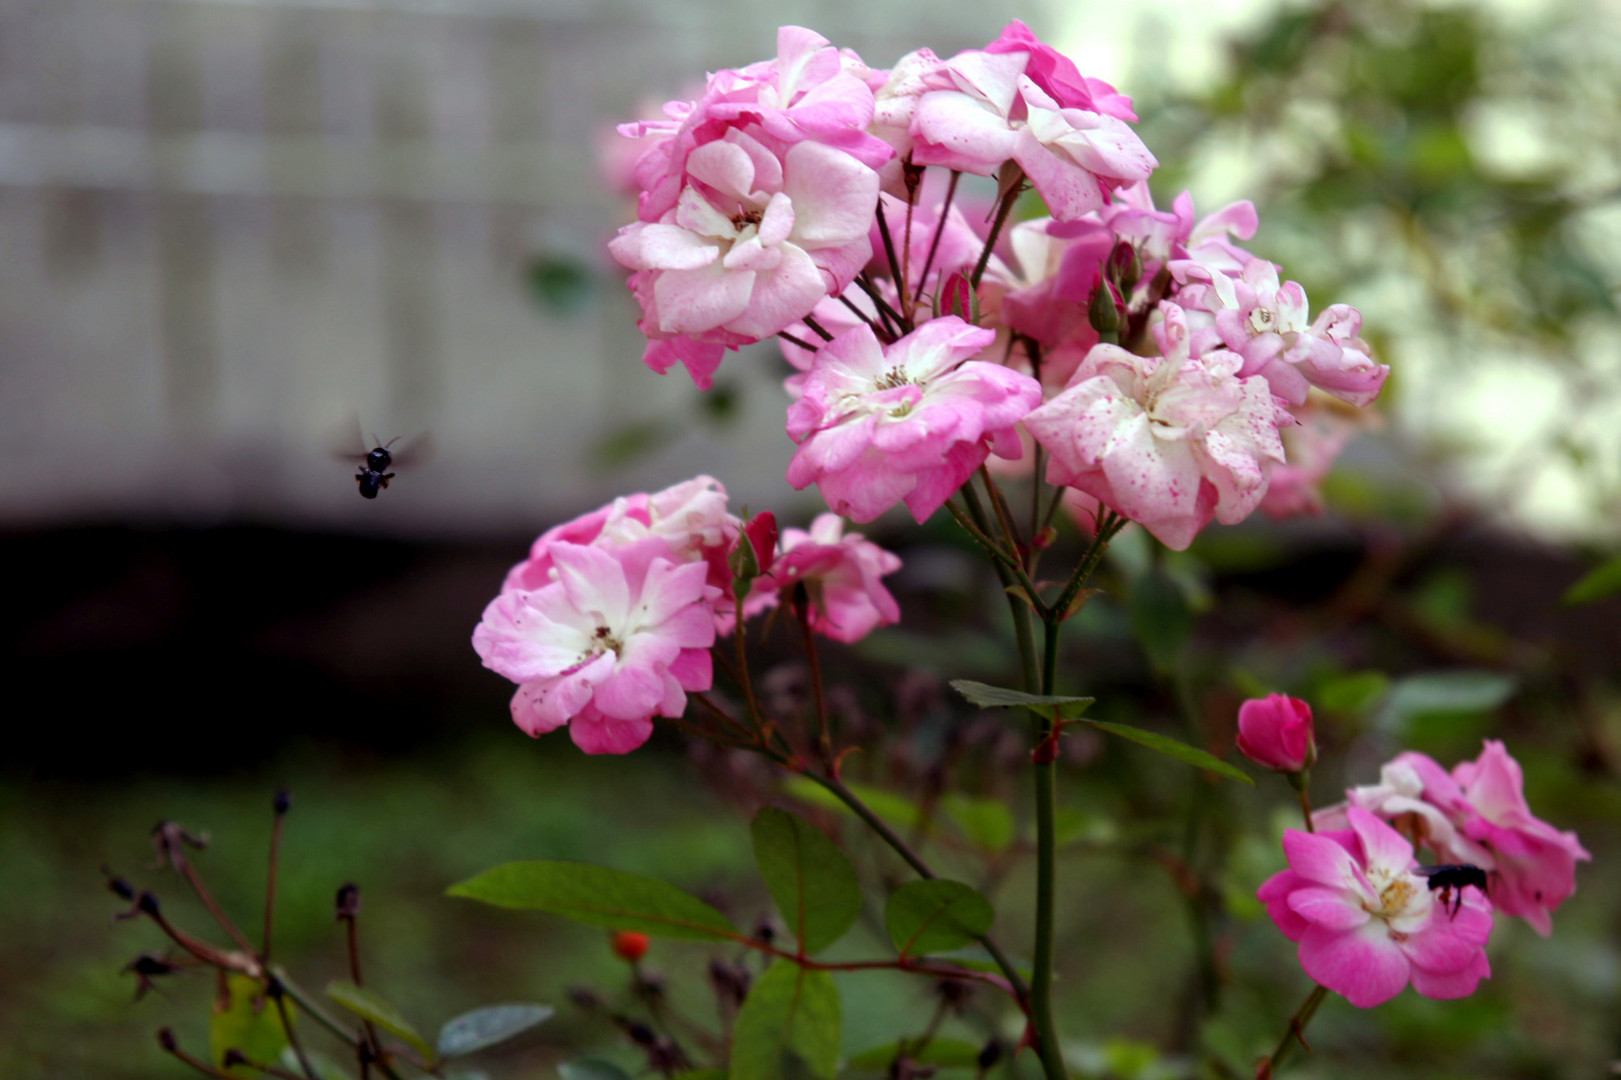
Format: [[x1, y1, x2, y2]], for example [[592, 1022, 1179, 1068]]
[[605, 21, 1390, 548], [1248, 709, 1589, 1007], [471, 477, 902, 753]]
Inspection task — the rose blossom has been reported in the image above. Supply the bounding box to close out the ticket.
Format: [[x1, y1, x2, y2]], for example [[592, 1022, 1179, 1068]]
[[1023, 302, 1292, 550], [785, 316, 1042, 523], [1258, 807, 1493, 1007], [906, 24, 1157, 220], [503, 476, 734, 594], [472, 541, 720, 755], [1236, 693, 1316, 773], [609, 129, 880, 388], [1318, 742, 1591, 936], [766, 513, 902, 643]]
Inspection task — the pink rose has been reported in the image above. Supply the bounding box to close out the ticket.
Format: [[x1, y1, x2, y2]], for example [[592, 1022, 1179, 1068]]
[[1259, 808, 1493, 1007], [1023, 303, 1292, 550], [785, 316, 1042, 523], [1236, 693, 1316, 773], [472, 541, 721, 755], [767, 514, 902, 643]]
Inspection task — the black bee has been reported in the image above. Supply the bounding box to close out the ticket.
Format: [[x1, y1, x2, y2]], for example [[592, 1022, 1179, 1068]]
[[1413, 864, 1489, 918], [355, 437, 400, 499]]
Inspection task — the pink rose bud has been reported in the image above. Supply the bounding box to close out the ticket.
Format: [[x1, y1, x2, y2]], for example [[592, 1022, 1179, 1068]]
[[743, 512, 779, 575], [1236, 693, 1316, 773], [941, 272, 972, 320]]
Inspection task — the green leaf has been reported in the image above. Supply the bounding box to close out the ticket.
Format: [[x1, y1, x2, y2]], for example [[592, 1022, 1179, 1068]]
[[447, 860, 739, 942], [437, 1003, 554, 1058], [751, 808, 861, 955], [783, 777, 922, 831], [211, 974, 291, 1077], [948, 679, 1095, 718], [885, 880, 994, 958], [526, 255, 594, 315], [326, 981, 434, 1062], [1315, 670, 1391, 715], [279, 1048, 355, 1080], [1129, 569, 1192, 672], [1563, 555, 1621, 605], [1381, 671, 1518, 732], [1082, 721, 1254, 785], [676, 1072, 728, 1080], [940, 795, 1015, 854], [730, 963, 841, 1080], [847, 1038, 982, 1070], [559, 1058, 636, 1080]]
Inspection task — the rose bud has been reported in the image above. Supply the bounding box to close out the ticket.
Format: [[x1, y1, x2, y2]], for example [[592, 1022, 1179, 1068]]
[[611, 930, 650, 963], [1236, 693, 1317, 774]]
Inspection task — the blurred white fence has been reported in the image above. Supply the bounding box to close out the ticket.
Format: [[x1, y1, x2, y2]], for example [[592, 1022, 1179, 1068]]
[[0, 0, 1017, 534]]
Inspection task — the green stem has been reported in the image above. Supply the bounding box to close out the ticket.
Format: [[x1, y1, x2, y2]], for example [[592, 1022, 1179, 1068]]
[[1027, 615, 1067, 1080], [1257, 985, 1329, 1079]]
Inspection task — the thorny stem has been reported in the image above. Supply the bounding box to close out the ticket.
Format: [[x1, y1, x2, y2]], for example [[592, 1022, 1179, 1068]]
[[1297, 786, 1317, 833], [803, 315, 835, 343], [836, 292, 890, 343], [1256, 984, 1329, 1079], [914, 171, 962, 308], [945, 499, 1027, 581]]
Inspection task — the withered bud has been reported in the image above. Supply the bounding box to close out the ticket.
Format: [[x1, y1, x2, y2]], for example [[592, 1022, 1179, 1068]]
[[156, 1028, 179, 1052], [335, 883, 361, 920], [273, 788, 291, 815], [751, 917, 776, 945], [137, 892, 161, 917], [934, 978, 972, 1011], [626, 1022, 657, 1048], [222, 1049, 250, 1068], [890, 1056, 937, 1080], [105, 871, 136, 902], [708, 958, 751, 1008], [567, 986, 603, 1012], [976, 1039, 1003, 1070]]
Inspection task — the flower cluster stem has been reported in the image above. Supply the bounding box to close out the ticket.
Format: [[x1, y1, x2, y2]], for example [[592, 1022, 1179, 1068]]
[[1256, 984, 1329, 1079]]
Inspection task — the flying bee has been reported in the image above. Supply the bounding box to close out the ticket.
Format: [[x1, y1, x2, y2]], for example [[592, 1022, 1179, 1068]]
[[1412, 863, 1490, 918], [355, 436, 400, 499], [338, 424, 429, 499]]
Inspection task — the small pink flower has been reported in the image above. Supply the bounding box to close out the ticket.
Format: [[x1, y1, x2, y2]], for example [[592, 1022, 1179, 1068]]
[[1450, 741, 1592, 935], [1236, 693, 1316, 773], [785, 316, 1042, 523], [609, 128, 880, 385], [906, 34, 1156, 220], [1023, 303, 1292, 551], [1314, 742, 1592, 936], [472, 541, 720, 755], [767, 513, 902, 643], [1258, 807, 1493, 1008], [503, 476, 735, 594]]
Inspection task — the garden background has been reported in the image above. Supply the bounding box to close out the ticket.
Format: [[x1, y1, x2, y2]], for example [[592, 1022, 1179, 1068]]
[[3, 0, 1619, 1077]]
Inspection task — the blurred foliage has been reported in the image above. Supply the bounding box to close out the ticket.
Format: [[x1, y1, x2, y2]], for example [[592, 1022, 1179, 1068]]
[[1134, 0, 1621, 540]]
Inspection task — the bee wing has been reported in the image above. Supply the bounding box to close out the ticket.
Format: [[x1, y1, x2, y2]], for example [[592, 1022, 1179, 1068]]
[[386, 431, 434, 469], [330, 412, 373, 461]]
